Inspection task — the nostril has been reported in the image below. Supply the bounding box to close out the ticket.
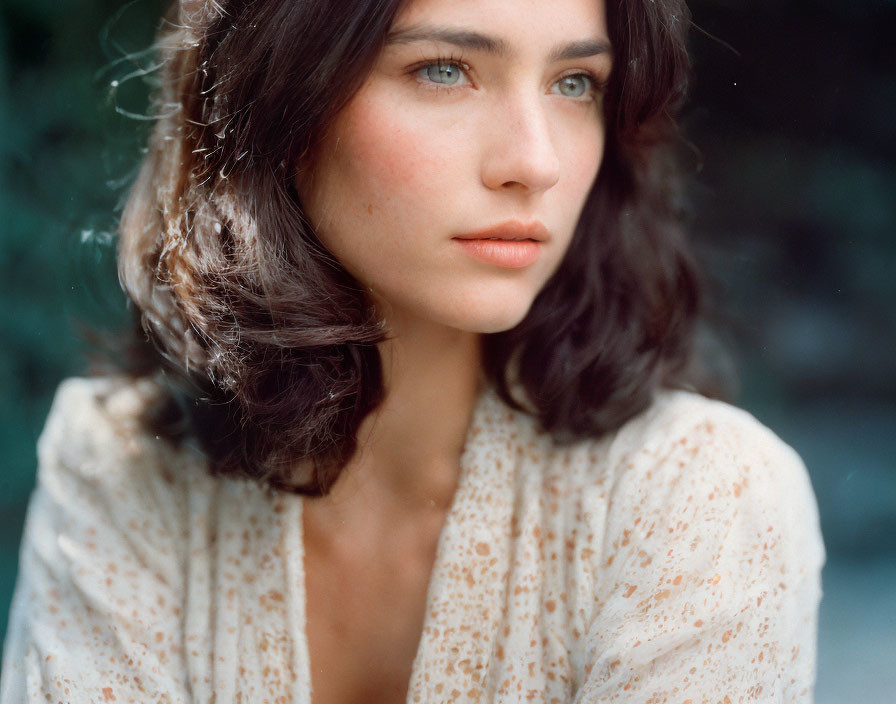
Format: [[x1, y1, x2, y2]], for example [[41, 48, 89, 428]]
[[480, 112, 561, 194]]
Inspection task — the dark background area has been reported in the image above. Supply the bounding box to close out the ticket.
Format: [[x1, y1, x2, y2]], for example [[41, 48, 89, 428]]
[[1, 0, 894, 698]]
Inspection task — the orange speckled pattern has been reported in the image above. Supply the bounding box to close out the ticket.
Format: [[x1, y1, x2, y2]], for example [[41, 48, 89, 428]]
[[1, 377, 825, 703]]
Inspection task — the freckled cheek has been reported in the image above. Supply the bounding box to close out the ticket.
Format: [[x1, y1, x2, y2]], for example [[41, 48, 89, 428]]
[[314, 103, 462, 284], [339, 115, 461, 223], [344, 115, 449, 193]]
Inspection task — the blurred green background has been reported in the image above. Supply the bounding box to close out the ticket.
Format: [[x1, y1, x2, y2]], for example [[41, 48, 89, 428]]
[[1, 0, 894, 699]]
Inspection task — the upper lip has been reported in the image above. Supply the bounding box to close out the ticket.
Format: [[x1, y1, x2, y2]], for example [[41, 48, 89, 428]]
[[453, 220, 550, 242]]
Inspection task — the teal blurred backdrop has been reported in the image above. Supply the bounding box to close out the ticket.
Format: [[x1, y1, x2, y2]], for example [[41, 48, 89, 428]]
[[1, 0, 894, 700], [0, 0, 165, 643]]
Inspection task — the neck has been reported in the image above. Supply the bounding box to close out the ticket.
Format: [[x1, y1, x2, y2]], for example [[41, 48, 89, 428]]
[[310, 311, 483, 524]]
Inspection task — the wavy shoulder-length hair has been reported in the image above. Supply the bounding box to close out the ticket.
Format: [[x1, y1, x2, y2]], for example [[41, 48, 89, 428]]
[[119, 0, 701, 495]]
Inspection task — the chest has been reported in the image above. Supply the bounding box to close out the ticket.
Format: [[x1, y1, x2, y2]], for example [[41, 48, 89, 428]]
[[302, 522, 443, 704]]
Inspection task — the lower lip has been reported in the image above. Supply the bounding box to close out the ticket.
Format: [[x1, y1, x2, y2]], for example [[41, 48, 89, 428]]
[[453, 239, 541, 269]]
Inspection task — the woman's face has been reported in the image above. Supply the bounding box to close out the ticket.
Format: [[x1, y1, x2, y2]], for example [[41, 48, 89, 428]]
[[297, 0, 612, 334]]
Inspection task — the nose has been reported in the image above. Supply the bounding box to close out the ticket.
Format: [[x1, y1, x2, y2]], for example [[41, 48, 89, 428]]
[[480, 92, 561, 194]]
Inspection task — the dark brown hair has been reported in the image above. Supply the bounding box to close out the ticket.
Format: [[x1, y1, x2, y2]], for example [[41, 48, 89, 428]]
[[119, 0, 701, 494]]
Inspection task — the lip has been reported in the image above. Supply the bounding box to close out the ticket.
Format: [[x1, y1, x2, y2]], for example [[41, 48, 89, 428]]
[[452, 220, 548, 269], [453, 220, 550, 243]]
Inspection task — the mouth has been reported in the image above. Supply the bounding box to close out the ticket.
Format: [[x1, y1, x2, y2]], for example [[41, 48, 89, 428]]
[[453, 220, 550, 243], [474, 237, 535, 241], [452, 221, 547, 269]]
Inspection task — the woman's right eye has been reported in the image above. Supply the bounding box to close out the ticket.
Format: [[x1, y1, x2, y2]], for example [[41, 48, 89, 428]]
[[416, 61, 469, 87]]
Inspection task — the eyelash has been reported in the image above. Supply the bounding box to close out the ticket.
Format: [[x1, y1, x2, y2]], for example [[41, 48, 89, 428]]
[[409, 54, 606, 100], [408, 54, 472, 93]]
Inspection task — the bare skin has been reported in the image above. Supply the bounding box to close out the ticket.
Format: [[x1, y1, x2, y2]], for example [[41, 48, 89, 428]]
[[302, 320, 481, 704]]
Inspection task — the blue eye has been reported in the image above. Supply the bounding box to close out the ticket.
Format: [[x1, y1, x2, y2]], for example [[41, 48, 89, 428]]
[[419, 62, 465, 86], [553, 74, 593, 98]]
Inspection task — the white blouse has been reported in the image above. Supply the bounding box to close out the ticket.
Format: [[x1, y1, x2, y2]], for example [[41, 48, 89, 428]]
[[1, 376, 824, 702]]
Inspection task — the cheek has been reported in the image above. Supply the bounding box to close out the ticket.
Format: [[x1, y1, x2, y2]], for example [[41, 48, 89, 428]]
[[300, 94, 465, 291], [565, 124, 605, 197], [332, 99, 457, 217]]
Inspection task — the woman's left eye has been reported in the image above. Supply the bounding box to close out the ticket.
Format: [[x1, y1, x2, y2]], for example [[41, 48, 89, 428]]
[[416, 61, 469, 87], [551, 74, 595, 99]]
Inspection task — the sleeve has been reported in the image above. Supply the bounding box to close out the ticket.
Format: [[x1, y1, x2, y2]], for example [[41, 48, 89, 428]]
[[0, 378, 193, 703], [575, 396, 826, 703]]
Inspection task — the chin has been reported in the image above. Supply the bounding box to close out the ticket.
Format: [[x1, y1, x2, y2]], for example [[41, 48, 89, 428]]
[[438, 297, 536, 335], [467, 313, 531, 335], [375, 278, 542, 336]]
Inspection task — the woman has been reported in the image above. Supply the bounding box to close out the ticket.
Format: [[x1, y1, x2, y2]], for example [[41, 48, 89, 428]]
[[1, 0, 825, 701]]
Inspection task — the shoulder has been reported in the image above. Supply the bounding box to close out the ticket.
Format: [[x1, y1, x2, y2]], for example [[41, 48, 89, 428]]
[[586, 389, 826, 629], [604, 388, 812, 498], [538, 389, 825, 629], [568, 391, 825, 698], [0, 377, 203, 699], [484, 386, 820, 527], [587, 389, 824, 563], [33, 373, 207, 548], [30, 375, 209, 589], [605, 390, 825, 565], [613, 388, 800, 458], [531, 388, 816, 515], [41, 375, 177, 475], [37, 375, 208, 499]]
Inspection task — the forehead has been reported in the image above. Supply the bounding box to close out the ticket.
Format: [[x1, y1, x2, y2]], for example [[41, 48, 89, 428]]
[[390, 0, 609, 50]]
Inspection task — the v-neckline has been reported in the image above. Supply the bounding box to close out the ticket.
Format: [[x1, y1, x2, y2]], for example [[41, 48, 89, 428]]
[[291, 386, 501, 703]]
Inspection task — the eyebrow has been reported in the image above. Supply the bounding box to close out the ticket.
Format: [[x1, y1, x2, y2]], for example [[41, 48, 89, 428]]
[[385, 25, 612, 63]]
